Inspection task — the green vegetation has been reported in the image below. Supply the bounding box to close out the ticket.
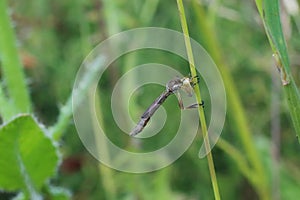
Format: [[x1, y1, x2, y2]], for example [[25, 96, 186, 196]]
[[177, 0, 220, 199], [0, 0, 299, 199]]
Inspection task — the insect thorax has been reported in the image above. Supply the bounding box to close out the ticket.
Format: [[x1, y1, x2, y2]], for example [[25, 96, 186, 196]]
[[166, 77, 183, 92]]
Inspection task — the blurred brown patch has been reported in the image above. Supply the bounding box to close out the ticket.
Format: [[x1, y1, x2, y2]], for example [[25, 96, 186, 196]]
[[60, 155, 84, 174], [20, 51, 38, 69]]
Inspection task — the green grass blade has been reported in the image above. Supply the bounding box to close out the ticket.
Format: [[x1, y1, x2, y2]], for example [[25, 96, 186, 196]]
[[191, 1, 270, 199], [176, 0, 221, 199], [263, 0, 289, 73], [255, 0, 300, 141], [0, 0, 31, 113]]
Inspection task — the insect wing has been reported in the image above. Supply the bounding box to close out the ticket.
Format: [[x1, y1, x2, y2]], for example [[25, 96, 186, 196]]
[[181, 78, 194, 97]]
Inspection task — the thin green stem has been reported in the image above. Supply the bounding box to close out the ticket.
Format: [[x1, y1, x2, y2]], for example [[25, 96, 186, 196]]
[[49, 97, 72, 141], [81, 1, 117, 199], [50, 0, 102, 140], [93, 90, 117, 200], [49, 58, 105, 140], [191, 1, 269, 199], [255, 0, 300, 141], [176, 1, 220, 199], [102, 0, 120, 35], [49, 56, 105, 140], [217, 138, 256, 187], [140, 0, 160, 25], [0, 0, 31, 113]]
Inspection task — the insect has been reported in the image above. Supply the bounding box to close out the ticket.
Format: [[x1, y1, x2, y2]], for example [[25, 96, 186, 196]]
[[130, 75, 203, 136]]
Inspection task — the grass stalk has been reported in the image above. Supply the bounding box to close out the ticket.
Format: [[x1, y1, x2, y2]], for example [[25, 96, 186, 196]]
[[0, 0, 31, 114], [140, 0, 160, 25], [49, 97, 72, 140], [93, 90, 117, 200], [217, 138, 256, 186], [191, 1, 270, 199], [254, 0, 300, 141], [92, 0, 119, 198], [51, 0, 118, 197], [176, 1, 220, 199]]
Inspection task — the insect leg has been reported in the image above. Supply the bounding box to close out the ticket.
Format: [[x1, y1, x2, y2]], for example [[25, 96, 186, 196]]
[[174, 91, 204, 110], [174, 91, 184, 109], [190, 75, 200, 87], [185, 101, 204, 109]]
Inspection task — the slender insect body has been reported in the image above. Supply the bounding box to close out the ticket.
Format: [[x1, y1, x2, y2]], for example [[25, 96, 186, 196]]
[[130, 76, 202, 136], [130, 91, 172, 136], [130, 117, 150, 136], [141, 91, 171, 119]]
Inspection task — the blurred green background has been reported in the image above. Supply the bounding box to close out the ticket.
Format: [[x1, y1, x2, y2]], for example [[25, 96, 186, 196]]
[[1, 0, 300, 199]]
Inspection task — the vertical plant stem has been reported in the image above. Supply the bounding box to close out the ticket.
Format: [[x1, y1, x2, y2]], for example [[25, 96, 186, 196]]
[[191, 1, 269, 199], [0, 0, 31, 113], [87, 5, 118, 195], [50, 97, 72, 141], [140, 0, 160, 25], [255, 0, 300, 141], [78, 0, 118, 198], [217, 138, 254, 183], [176, 1, 220, 199], [93, 90, 117, 200]]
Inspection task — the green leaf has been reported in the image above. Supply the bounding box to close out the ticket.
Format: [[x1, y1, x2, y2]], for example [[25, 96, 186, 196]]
[[263, 0, 289, 73], [261, 0, 300, 140], [0, 115, 59, 194], [0, 0, 31, 113]]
